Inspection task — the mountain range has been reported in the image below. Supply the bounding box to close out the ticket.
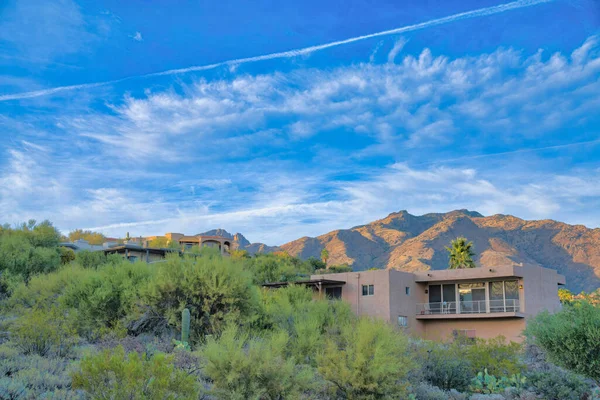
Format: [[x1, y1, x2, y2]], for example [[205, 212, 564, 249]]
[[204, 210, 600, 293]]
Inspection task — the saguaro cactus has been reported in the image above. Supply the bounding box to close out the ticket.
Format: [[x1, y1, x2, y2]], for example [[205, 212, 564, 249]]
[[181, 308, 190, 344]]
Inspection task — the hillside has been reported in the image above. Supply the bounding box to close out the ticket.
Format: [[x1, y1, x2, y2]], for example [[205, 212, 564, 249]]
[[278, 210, 600, 293]]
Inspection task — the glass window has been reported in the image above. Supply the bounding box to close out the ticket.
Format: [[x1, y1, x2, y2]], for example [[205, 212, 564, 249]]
[[428, 285, 441, 303], [398, 316, 408, 327], [362, 285, 374, 296], [443, 284, 456, 303], [405, 286, 410, 295], [504, 280, 519, 299], [325, 286, 342, 300], [490, 281, 504, 301]]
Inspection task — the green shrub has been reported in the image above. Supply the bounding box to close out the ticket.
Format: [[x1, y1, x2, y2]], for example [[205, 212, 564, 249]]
[[75, 250, 110, 269], [317, 317, 413, 399], [140, 255, 260, 340], [526, 367, 593, 400], [525, 301, 600, 380], [201, 324, 318, 399], [244, 253, 312, 284], [420, 341, 473, 392], [9, 306, 77, 357], [59, 247, 76, 265], [72, 346, 198, 400], [261, 285, 354, 365], [0, 220, 62, 281], [463, 336, 524, 377], [60, 261, 154, 337], [315, 264, 353, 274]]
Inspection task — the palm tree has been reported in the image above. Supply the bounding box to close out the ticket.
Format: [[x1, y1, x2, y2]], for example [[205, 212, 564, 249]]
[[445, 237, 476, 269], [321, 248, 329, 265]]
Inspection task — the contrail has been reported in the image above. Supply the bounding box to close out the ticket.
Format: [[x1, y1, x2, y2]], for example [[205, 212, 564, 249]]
[[0, 0, 553, 102]]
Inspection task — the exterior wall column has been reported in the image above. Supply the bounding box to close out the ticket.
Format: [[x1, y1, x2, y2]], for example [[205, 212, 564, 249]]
[[485, 282, 491, 313]]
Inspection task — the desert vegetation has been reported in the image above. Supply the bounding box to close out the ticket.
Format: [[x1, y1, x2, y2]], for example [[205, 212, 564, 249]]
[[0, 221, 599, 399]]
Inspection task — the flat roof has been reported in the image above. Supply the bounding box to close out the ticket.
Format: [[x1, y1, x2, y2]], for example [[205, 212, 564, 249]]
[[99, 245, 180, 255], [262, 278, 346, 288]]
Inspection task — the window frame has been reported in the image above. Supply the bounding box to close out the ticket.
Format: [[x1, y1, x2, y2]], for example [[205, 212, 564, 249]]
[[362, 284, 374, 296], [398, 315, 408, 327]]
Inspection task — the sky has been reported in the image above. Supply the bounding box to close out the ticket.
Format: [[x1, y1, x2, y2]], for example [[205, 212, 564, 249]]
[[1, 0, 600, 245]]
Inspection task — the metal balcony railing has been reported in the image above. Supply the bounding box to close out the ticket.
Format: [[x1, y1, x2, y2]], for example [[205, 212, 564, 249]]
[[416, 299, 520, 315]]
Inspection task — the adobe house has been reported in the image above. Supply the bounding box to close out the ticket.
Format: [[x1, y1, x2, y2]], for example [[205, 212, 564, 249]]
[[100, 244, 180, 263], [178, 235, 232, 256], [264, 264, 565, 343]]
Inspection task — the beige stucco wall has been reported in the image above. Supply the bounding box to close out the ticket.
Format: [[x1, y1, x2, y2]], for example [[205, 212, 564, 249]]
[[423, 318, 526, 343], [388, 270, 426, 336], [312, 265, 563, 343], [312, 270, 392, 321], [520, 265, 563, 316]]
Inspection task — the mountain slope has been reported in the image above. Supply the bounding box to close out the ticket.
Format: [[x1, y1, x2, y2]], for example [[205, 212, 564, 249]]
[[279, 210, 600, 292]]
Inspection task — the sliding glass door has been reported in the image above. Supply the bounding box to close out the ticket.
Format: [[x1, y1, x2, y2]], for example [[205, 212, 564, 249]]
[[428, 284, 457, 314], [458, 283, 486, 313]]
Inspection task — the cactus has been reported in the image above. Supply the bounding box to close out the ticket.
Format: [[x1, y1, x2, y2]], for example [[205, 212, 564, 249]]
[[181, 308, 190, 344]]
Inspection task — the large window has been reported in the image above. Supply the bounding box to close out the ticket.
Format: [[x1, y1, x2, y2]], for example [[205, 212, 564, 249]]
[[489, 280, 520, 312], [325, 286, 342, 300], [459, 283, 486, 314], [428, 284, 457, 314], [362, 284, 374, 296]]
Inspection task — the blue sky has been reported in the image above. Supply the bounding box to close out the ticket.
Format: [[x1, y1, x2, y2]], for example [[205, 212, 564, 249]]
[[1, 0, 599, 244]]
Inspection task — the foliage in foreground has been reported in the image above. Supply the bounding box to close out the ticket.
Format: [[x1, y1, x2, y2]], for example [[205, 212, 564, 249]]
[[201, 325, 318, 399], [72, 346, 198, 400], [525, 300, 600, 381], [317, 318, 413, 399]]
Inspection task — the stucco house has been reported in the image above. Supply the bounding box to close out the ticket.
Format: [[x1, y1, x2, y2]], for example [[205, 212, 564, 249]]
[[264, 264, 565, 342]]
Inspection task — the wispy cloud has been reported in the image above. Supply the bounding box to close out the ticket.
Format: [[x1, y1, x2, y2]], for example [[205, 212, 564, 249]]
[[0, 0, 554, 102], [2, 33, 600, 243], [130, 31, 143, 42]]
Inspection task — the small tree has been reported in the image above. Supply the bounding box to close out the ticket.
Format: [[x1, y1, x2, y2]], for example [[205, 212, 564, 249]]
[[446, 237, 476, 269], [320, 248, 329, 265]]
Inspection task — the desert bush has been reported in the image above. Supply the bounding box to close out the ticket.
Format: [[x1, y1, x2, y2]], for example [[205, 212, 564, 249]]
[[75, 250, 111, 269], [463, 336, 524, 377], [140, 254, 261, 340], [59, 247, 76, 265], [0, 346, 81, 400], [72, 346, 198, 400], [0, 220, 61, 281], [409, 382, 449, 400], [315, 264, 353, 274], [9, 306, 77, 357], [8, 264, 91, 310], [260, 284, 354, 365], [525, 301, 600, 380], [526, 367, 594, 400], [420, 340, 473, 392], [201, 324, 318, 399], [60, 261, 154, 337], [244, 253, 313, 284], [317, 317, 413, 399]]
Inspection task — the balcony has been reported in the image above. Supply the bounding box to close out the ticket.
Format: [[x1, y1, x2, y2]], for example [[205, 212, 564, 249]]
[[416, 299, 523, 319]]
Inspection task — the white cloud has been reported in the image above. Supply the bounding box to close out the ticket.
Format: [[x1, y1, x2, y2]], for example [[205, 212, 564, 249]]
[[131, 31, 143, 42], [2, 36, 600, 243], [65, 35, 600, 165]]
